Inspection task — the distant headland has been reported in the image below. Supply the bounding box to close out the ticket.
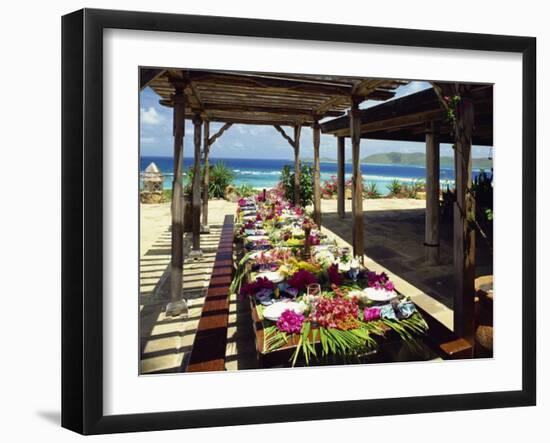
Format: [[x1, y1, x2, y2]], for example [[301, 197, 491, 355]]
[[303, 152, 493, 169]]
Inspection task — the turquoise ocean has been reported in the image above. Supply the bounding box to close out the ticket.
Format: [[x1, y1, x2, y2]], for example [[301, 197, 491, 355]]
[[140, 156, 485, 196]]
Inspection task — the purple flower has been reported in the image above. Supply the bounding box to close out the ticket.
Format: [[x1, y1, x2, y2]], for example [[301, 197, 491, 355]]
[[239, 277, 275, 299], [363, 307, 381, 322], [276, 309, 305, 334], [366, 271, 395, 291]]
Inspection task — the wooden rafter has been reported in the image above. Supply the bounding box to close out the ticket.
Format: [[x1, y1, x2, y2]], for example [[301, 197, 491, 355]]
[[149, 69, 409, 127], [185, 82, 204, 111], [273, 125, 296, 148], [208, 123, 233, 146]]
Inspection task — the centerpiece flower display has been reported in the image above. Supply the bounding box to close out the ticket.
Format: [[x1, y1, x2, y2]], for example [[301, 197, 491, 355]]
[[233, 189, 428, 366]]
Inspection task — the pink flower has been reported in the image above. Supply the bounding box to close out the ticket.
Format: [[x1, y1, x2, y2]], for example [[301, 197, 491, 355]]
[[288, 269, 318, 293], [308, 234, 320, 246], [363, 307, 381, 322], [294, 207, 304, 216], [276, 309, 305, 334]]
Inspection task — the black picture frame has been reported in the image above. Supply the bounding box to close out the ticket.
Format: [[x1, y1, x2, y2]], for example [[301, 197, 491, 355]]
[[61, 8, 537, 435]]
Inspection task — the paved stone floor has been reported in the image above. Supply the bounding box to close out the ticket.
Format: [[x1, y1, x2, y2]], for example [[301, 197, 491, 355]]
[[319, 198, 493, 326], [139, 200, 235, 374]]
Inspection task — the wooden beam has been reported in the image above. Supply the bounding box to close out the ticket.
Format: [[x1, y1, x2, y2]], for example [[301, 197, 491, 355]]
[[191, 113, 203, 256], [351, 78, 385, 96], [453, 97, 476, 343], [329, 109, 445, 137], [273, 125, 295, 149], [188, 71, 353, 96], [166, 89, 187, 316], [315, 96, 350, 115], [294, 125, 302, 206], [208, 122, 232, 146], [197, 102, 343, 117], [337, 137, 346, 219], [312, 121, 321, 226], [425, 121, 440, 264], [139, 68, 165, 90], [202, 120, 210, 231], [350, 100, 364, 261]]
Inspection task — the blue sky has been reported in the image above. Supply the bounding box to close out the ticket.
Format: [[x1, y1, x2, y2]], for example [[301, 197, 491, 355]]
[[140, 81, 491, 160]]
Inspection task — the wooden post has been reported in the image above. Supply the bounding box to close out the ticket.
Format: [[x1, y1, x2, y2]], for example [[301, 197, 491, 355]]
[[166, 88, 188, 317], [425, 121, 440, 264], [201, 120, 210, 233], [190, 112, 203, 259], [294, 125, 302, 206], [337, 136, 346, 219], [453, 97, 476, 344], [312, 120, 321, 226], [350, 99, 364, 261]]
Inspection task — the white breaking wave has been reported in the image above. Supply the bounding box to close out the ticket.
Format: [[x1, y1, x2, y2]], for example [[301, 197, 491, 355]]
[[232, 169, 281, 176]]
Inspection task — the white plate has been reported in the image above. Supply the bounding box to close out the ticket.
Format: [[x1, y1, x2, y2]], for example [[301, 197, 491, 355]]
[[246, 235, 269, 241], [363, 287, 397, 302], [263, 301, 306, 321], [257, 271, 284, 283]]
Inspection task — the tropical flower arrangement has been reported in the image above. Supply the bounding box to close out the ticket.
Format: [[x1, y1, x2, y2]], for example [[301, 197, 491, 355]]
[[233, 191, 428, 366]]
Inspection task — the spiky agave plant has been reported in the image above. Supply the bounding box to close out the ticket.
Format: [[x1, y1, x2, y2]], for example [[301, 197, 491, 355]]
[[364, 182, 381, 199], [386, 179, 402, 197]]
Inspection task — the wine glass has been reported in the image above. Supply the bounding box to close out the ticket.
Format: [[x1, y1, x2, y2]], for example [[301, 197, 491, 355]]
[[306, 283, 321, 320]]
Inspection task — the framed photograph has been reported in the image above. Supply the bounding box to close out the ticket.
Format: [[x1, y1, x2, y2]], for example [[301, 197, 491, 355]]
[[62, 8, 536, 435]]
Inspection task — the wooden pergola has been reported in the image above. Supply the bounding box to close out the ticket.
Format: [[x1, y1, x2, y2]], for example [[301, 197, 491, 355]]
[[140, 68, 407, 316], [321, 83, 493, 343]]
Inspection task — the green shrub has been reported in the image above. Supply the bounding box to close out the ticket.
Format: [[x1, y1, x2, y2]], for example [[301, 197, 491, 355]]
[[183, 161, 235, 199], [279, 163, 314, 207], [209, 162, 235, 199]]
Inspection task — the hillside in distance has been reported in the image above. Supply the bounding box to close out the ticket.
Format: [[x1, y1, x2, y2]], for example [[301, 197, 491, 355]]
[[361, 152, 493, 169]]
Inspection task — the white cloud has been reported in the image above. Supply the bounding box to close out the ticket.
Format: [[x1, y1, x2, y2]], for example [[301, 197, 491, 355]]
[[141, 107, 164, 125], [234, 124, 269, 137], [141, 136, 156, 144]]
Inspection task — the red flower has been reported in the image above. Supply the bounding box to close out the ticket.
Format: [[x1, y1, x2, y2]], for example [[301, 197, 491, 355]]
[[315, 297, 359, 330]]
